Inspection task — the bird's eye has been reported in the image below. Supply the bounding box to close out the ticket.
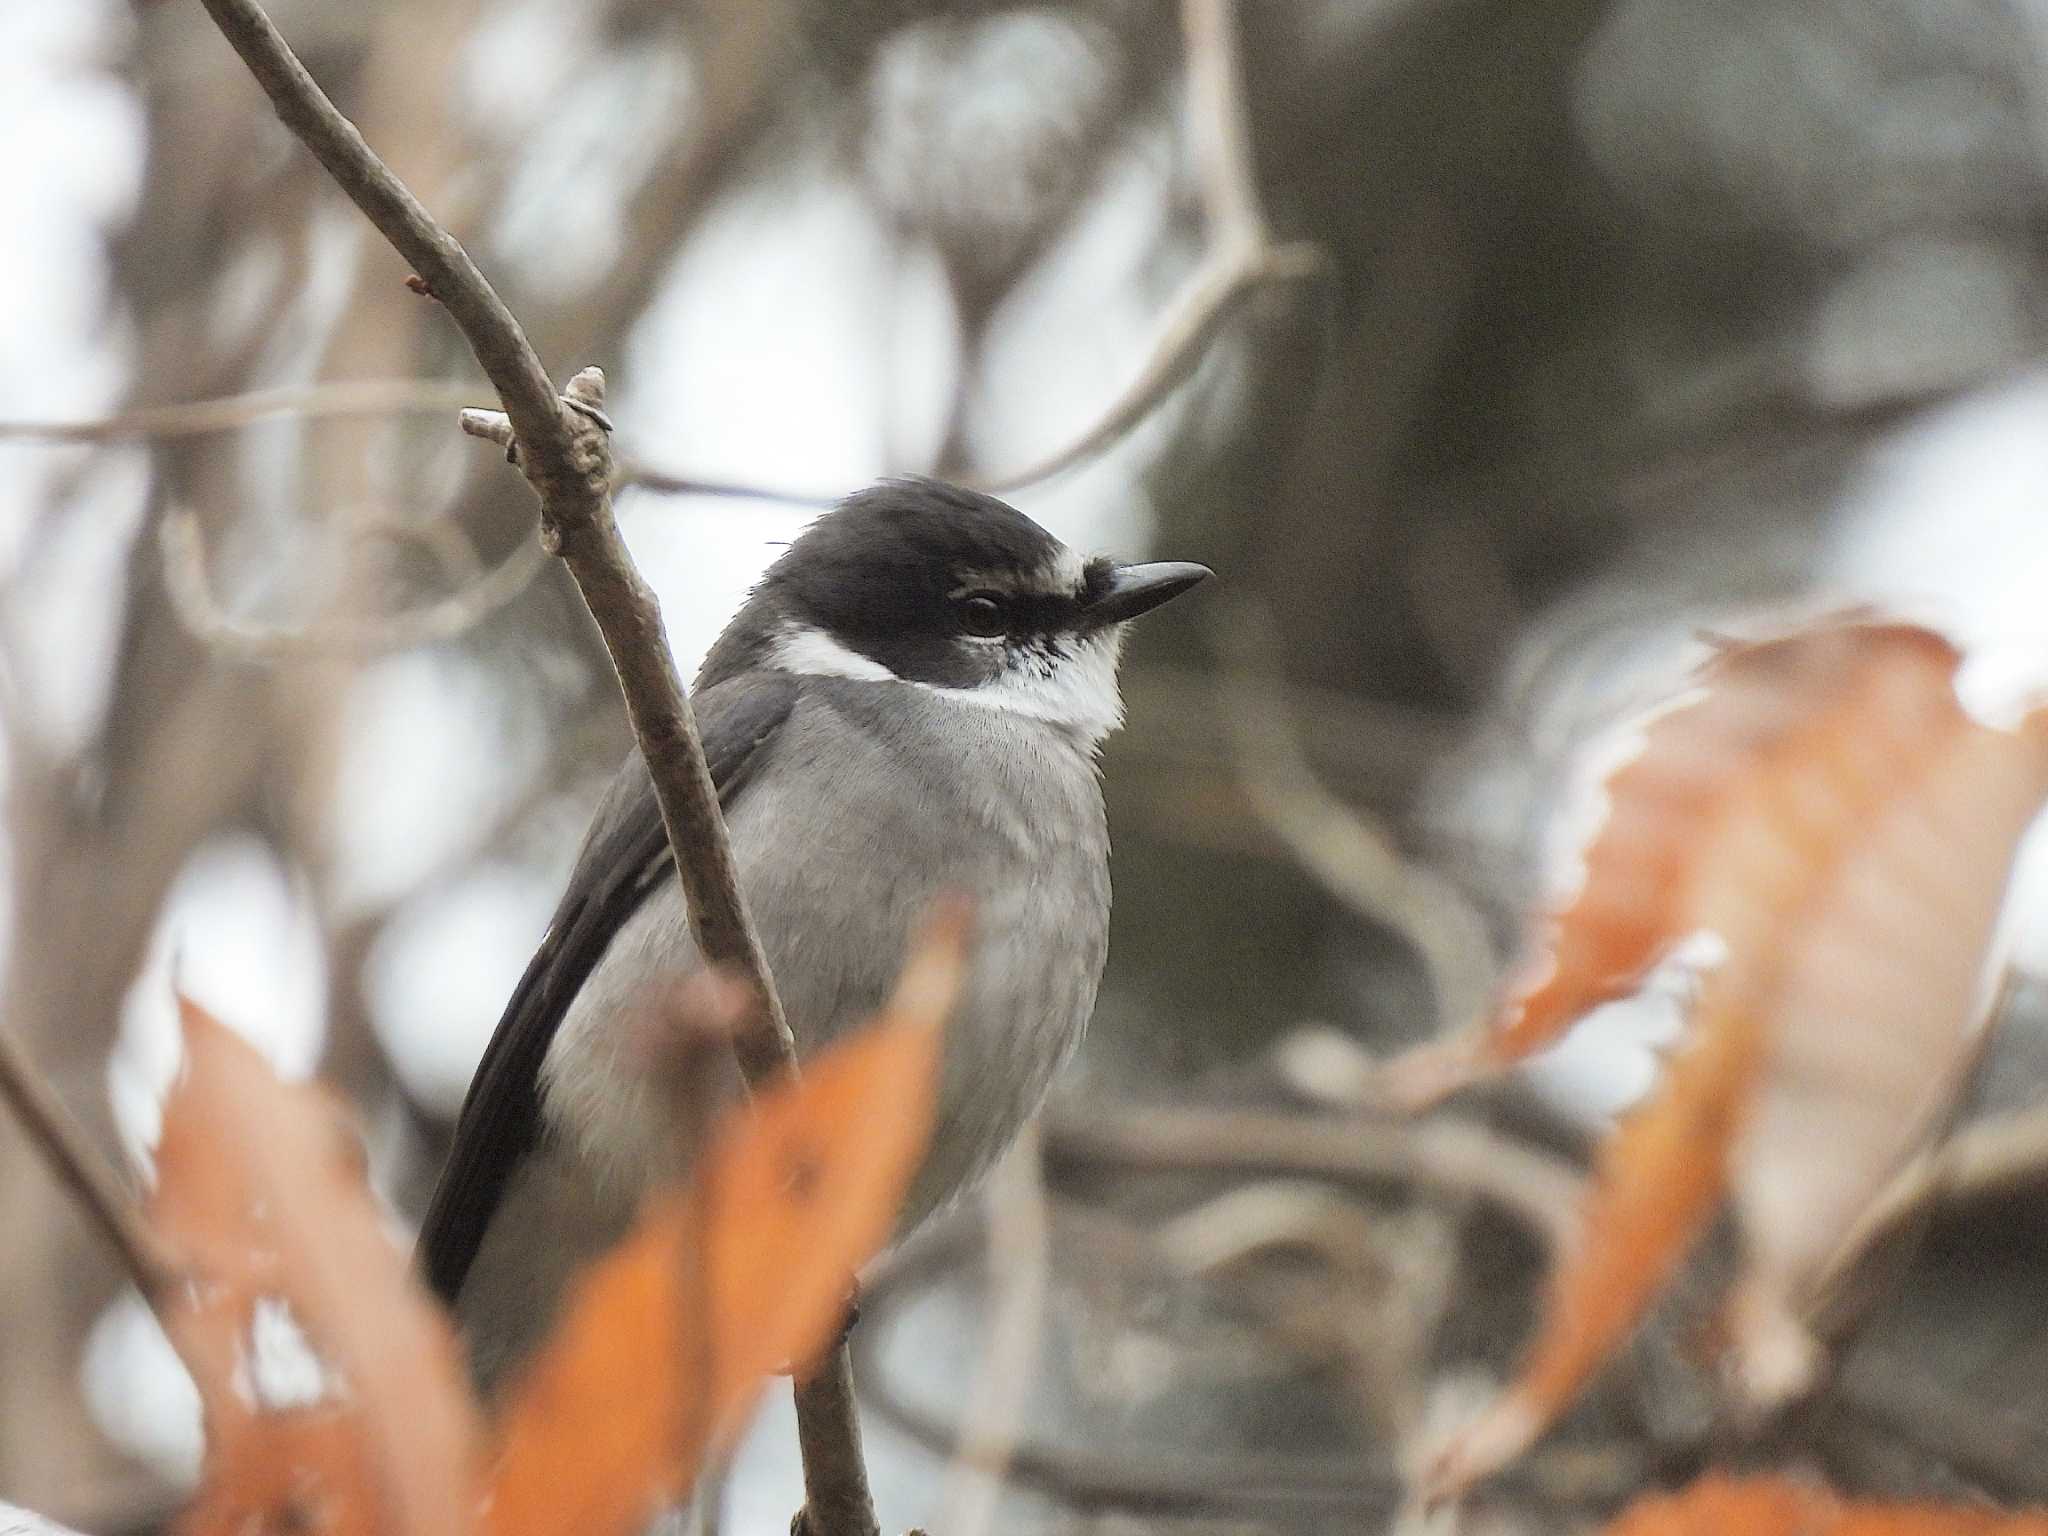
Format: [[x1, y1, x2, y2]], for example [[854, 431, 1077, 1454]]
[[958, 592, 1008, 638]]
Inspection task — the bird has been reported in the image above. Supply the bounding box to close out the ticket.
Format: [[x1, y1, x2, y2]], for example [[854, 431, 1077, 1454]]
[[416, 476, 1212, 1386]]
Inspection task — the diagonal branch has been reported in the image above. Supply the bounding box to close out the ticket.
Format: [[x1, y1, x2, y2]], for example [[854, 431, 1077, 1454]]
[[1212, 599, 1497, 1041], [973, 0, 1327, 494], [184, 1, 872, 1531], [0, 1024, 179, 1301]]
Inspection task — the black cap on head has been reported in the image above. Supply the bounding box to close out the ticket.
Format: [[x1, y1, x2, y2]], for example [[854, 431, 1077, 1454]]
[[698, 477, 1209, 690]]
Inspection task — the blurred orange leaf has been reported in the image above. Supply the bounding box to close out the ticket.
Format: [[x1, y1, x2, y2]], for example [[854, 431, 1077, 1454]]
[[152, 996, 484, 1536], [1382, 618, 1969, 1108], [482, 904, 968, 1536], [1603, 1475, 2048, 1535], [1401, 617, 2048, 1501]]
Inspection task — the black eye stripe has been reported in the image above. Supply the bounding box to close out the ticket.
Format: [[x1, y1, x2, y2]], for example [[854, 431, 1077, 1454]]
[[953, 586, 1096, 640], [978, 589, 1083, 634]]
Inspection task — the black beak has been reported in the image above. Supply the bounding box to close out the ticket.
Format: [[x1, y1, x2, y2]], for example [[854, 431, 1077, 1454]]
[[1082, 561, 1214, 629]]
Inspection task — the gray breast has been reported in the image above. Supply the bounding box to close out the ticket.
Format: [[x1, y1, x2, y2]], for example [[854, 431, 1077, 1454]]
[[538, 678, 1112, 1225]]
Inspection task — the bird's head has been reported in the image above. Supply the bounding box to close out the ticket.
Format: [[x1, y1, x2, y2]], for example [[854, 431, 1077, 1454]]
[[703, 478, 1212, 745]]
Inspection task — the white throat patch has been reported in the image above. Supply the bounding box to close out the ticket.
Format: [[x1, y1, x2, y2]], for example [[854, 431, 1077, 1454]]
[[767, 623, 1127, 746]]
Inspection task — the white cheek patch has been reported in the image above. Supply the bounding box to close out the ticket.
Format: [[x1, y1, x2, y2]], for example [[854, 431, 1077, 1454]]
[[768, 625, 898, 683], [768, 622, 1128, 746]]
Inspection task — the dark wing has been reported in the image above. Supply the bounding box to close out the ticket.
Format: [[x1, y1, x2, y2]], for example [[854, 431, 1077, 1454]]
[[415, 670, 798, 1305]]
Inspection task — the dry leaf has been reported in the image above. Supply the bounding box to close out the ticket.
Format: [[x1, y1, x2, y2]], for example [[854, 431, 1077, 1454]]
[[180, 1408, 383, 1536], [1400, 617, 2048, 1500], [1603, 1474, 2048, 1535], [1381, 617, 1967, 1109], [482, 903, 969, 1536], [152, 997, 484, 1536]]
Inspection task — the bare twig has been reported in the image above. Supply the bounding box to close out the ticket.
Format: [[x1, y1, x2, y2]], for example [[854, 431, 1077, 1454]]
[[1151, 1180, 1456, 1441], [191, 0, 556, 445], [971, 0, 1327, 493], [620, 463, 835, 507], [1833, 1098, 2048, 1275], [185, 2, 871, 1530], [0, 379, 481, 444], [1045, 1101, 1583, 1257], [1214, 600, 1498, 1040], [0, 379, 834, 505], [937, 1123, 1052, 1536], [0, 1023, 178, 1300], [1917, 1102, 2048, 1203], [857, 1206, 1408, 1517], [854, 1101, 1583, 1519], [460, 408, 835, 506], [1180, 0, 1263, 247], [158, 505, 550, 660], [972, 248, 1326, 494]]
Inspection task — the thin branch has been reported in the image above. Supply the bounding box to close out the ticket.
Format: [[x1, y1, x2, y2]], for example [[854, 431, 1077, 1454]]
[[186, 2, 871, 1531], [0, 379, 835, 506], [972, 246, 1326, 494], [1181, 0, 1265, 246], [15, 0, 1303, 506], [857, 1204, 1408, 1516], [1044, 1102, 1583, 1258], [936, 1123, 1051, 1536], [0, 379, 481, 444], [1213, 599, 1498, 1041], [158, 505, 550, 661], [856, 1176, 1623, 1518], [0, 1022, 179, 1300], [1833, 1096, 2048, 1271], [1148, 1178, 1456, 1442], [1915, 1102, 2048, 1204], [459, 410, 834, 507], [620, 463, 836, 507], [971, 0, 1328, 494]]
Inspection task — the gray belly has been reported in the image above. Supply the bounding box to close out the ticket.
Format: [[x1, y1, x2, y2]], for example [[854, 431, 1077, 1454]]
[[537, 688, 1109, 1229]]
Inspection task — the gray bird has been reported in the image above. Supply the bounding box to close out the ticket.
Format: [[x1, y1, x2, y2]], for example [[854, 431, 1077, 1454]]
[[417, 477, 1211, 1385]]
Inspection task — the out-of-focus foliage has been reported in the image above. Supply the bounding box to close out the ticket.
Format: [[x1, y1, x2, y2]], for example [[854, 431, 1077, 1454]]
[[1385, 618, 2048, 1499], [144, 923, 956, 1536], [1603, 1473, 2048, 1535]]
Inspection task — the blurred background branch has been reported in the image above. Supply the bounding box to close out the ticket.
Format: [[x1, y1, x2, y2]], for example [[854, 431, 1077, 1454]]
[[0, 1025, 176, 1305]]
